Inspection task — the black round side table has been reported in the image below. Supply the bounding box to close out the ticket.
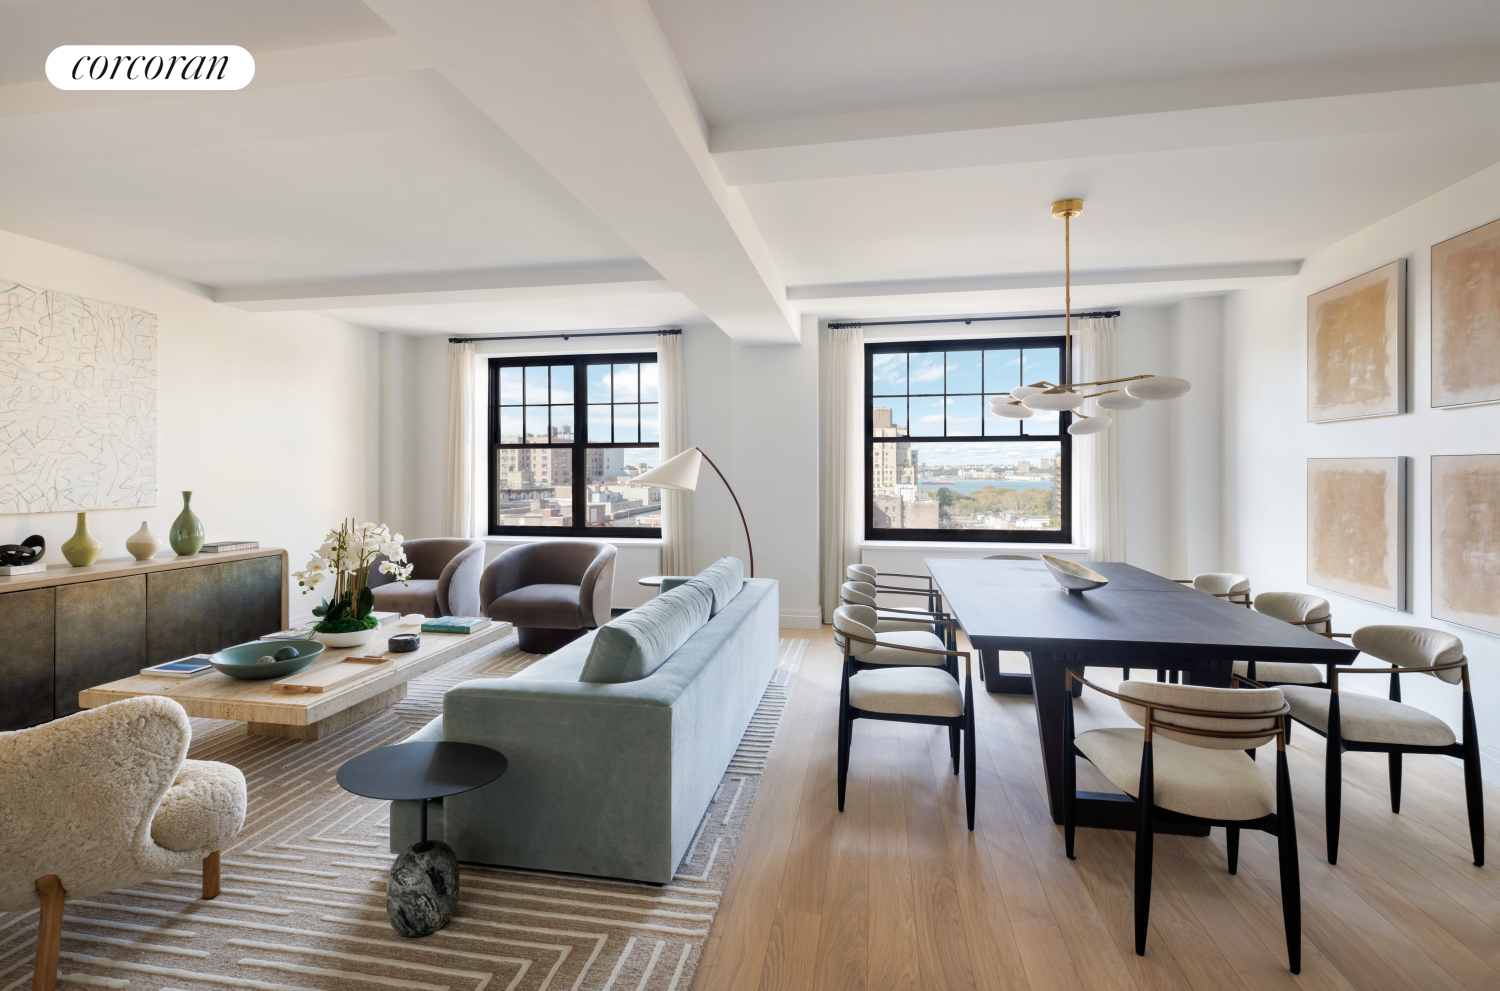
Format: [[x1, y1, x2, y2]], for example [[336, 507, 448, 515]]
[[336, 741, 506, 937]]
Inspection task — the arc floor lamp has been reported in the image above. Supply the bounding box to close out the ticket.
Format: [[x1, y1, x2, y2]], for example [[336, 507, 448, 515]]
[[634, 447, 754, 577]]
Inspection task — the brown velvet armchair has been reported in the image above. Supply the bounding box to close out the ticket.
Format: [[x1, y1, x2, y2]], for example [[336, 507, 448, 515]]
[[479, 541, 617, 652], [367, 537, 485, 618]]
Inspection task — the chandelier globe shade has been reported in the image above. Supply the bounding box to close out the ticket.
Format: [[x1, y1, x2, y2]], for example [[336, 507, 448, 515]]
[[1095, 392, 1148, 411], [1125, 376, 1193, 400], [1067, 415, 1112, 435], [1010, 384, 1047, 400], [1021, 389, 1085, 412], [632, 446, 703, 491]]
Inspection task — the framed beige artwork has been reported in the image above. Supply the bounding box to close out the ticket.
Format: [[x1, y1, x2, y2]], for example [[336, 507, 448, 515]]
[[1307, 259, 1405, 422], [1306, 457, 1405, 609], [1431, 454, 1500, 636], [1432, 216, 1500, 408]]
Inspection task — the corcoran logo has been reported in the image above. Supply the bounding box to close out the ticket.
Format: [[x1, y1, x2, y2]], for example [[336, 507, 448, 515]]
[[46, 45, 255, 90]]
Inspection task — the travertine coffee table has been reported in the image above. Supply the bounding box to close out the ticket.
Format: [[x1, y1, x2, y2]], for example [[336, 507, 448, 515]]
[[80, 617, 512, 740]]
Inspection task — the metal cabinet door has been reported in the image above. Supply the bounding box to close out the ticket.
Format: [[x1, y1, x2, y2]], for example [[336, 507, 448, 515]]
[[0, 587, 56, 729], [56, 575, 147, 717]]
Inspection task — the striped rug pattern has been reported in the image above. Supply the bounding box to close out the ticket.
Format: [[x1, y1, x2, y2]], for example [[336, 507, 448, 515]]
[[0, 635, 808, 991]]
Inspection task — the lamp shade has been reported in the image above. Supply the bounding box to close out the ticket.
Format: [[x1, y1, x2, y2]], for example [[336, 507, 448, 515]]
[[992, 402, 1034, 419], [1094, 391, 1147, 411], [1067, 414, 1112, 435], [1010, 383, 1048, 401], [1022, 388, 1085, 412], [1126, 376, 1192, 400], [632, 447, 703, 491]]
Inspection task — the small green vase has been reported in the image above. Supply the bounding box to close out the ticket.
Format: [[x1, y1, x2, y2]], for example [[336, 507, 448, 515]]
[[170, 491, 205, 555], [61, 512, 103, 567]]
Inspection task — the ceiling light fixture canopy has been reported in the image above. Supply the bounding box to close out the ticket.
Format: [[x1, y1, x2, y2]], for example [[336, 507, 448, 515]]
[[986, 200, 1192, 434]]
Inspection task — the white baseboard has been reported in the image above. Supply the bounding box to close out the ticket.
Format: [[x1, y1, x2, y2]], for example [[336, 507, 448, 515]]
[[779, 608, 824, 630]]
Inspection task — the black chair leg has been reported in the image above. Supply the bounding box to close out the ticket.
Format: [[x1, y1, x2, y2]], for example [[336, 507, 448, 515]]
[[949, 725, 959, 775], [1388, 752, 1402, 814], [1277, 748, 1302, 974], [1134, 743, 1154, 957], [1326, 732, 1342, 865], [964, 712, 976, 832], [1227, 826, 1240, 874], [1122, 667, 1131, 680], [1462, 692, 1484, 867], [1063, 695, 1077, 859], [1246, 747, 1257, 760], [1156, 668, 1166, 682], [837, 665, 852, 812]]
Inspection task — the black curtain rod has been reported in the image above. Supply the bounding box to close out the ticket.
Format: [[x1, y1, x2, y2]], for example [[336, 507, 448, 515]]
[[449, 327, 681, 344], [827, 310, 1120, 330]]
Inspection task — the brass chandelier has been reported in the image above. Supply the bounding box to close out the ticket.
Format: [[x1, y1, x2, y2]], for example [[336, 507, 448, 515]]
[[989, 199, 1190, 435]]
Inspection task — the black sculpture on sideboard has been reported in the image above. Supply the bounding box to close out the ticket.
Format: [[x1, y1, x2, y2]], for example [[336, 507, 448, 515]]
[[0, 535, 44, 568]]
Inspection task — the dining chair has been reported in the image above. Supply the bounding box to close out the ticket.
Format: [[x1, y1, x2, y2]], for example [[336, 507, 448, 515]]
[[1063, 675, 1300, 972], [846, 563, 940, 613], [1173, 572, 1252, 606], [833, 605, 976, 830], [840, 580, 949, 643], [1234, 592, 1339, 688], [1156, 573, 1254, 682], [1277, 625, 1482, 866]]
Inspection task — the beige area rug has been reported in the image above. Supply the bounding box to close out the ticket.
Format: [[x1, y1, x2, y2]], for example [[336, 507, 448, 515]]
[[0, 635, 809, 991]]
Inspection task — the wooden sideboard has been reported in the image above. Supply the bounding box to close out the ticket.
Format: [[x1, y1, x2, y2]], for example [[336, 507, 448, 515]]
[[0, 548, 288, 731]]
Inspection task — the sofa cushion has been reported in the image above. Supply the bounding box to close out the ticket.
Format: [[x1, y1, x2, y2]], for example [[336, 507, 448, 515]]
[[578, 581, 714, 683], [691, 557, 745, 616], [371, 580, 441, 617], [488, 583, 585, 629]]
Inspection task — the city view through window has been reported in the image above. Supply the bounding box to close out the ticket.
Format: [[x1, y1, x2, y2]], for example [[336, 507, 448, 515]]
[[867, 340, 1068, 537], [489, 357, 662, 533]]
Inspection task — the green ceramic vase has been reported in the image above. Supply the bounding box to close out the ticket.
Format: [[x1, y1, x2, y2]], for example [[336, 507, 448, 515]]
[[61, 512, 103, 567], [170, 491, 205, 555]]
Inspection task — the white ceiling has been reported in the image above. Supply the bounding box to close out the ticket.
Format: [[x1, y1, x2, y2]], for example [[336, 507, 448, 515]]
[[0, 0, 1497, 337]]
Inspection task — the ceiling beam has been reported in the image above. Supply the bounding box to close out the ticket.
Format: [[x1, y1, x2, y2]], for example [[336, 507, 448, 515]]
[[362, 0, 799, 343], [214, 263, 671, 311], [788, 260, 1301, 301], [714, 52, 1500, 185]]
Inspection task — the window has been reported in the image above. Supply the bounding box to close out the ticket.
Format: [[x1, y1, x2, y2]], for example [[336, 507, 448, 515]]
[[864, 337, 1071, 542], [488, 353, 661, 536]]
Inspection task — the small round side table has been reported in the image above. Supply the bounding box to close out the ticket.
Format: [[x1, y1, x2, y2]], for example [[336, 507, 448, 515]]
[[337, 741, 506, 937], [637, 576, 665, 588]]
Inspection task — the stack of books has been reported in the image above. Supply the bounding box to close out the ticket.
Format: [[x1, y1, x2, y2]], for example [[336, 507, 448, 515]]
[[421, 616, 492, 635], [201, 541, 259, 553], [141, 654, 214, 679]]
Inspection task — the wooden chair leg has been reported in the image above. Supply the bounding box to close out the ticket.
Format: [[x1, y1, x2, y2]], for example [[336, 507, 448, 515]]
[[33, 875, 64, 991], [1134, 743, 1155, 957], [1388, 753, 1402, 814], [1226, 826, 1240, 875], [202, 850, 221, 900]]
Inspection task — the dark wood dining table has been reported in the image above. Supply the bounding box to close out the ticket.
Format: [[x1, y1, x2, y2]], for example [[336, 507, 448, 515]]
[[926, 558, 1359, 834]]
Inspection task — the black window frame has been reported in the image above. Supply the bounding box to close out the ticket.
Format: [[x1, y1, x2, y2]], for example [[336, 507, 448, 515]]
[[863, 335, 1072, 543], [487, 351, 661, 537]]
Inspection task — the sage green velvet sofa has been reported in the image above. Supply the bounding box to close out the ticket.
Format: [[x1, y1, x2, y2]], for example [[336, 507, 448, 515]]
[[390, 562, 778, 884]]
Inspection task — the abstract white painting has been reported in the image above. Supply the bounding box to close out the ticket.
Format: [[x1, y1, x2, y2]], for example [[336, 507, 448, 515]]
[[0, 281, 157, 513]]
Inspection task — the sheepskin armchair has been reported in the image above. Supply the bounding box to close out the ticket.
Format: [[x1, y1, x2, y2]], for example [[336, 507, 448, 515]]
[[0, 696, 246, 991]]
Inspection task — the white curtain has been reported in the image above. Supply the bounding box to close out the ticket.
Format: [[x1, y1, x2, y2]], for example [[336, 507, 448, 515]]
[[821, 324, 863, 622], [443, 342, 476, 538], [657, 330, 692, 575], [1075, 317, 1125, 561]]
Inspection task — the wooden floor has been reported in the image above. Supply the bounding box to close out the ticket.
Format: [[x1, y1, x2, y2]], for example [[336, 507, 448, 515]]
[[693, 626, 1500, 991]]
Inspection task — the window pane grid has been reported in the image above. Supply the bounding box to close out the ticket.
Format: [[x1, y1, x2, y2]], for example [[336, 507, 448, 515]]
[[866, 337, 1069, 542], [489, 354, 659, 535]]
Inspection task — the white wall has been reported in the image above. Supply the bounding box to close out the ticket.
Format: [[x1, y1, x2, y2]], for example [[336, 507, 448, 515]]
[[1223, 159, 1500, 779], [0, 228, 379, 625]]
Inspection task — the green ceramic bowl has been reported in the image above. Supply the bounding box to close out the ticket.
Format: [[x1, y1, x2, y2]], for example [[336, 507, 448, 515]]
[[209, 639, 325, 680]]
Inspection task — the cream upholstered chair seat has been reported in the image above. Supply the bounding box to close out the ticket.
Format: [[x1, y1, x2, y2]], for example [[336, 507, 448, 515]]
[[0, 696, 247, 991], [1232, 661, 1323, 684], [1280, 686, 1456, 747], [1074, 728, 1276, 821], [848, 667, 965, 718]]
